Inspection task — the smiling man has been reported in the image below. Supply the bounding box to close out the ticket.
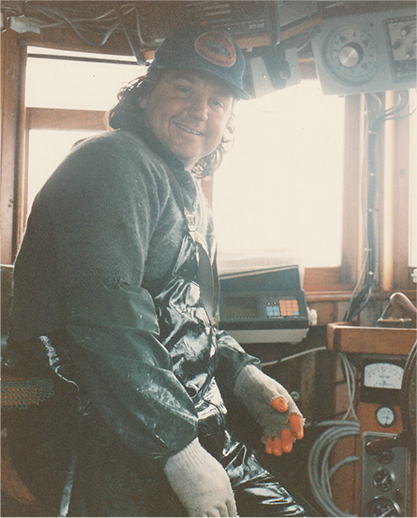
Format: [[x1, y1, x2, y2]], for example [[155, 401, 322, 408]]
[[140, 70, 234, 168], [7, 25, 306, 517]]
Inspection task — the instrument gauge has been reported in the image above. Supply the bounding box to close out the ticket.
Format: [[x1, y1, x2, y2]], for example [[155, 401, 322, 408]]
[[324, 25, 379, 85], [363, 362, 404, 390], [375, 406, 396, 428], [373, 468, 395, 492], [367, 496, 401, 517]]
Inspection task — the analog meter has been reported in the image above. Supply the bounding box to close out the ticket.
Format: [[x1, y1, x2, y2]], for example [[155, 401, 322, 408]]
[[373, 467, 395, 492], [375, 406, 396, 428], [361, 360, 405, 405], [364, 363, 404, 390], [324, 25, 379, 85], [367, 496, 401, 517]]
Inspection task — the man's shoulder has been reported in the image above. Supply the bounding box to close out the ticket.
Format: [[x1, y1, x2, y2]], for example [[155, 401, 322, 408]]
[[71, 130, 150, 155], [52, 130, 174, 196]]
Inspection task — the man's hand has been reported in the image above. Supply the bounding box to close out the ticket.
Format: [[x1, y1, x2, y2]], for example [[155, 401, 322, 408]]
[[233, 365, 304, 456], [164, 438, 238, 517]]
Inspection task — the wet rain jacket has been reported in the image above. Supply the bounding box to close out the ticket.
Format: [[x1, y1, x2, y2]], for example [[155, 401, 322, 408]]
[[10, 127, 259, 461]]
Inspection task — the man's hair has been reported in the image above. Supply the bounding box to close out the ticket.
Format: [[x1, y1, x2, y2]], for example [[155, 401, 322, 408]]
[[107, 69, 234, 179]]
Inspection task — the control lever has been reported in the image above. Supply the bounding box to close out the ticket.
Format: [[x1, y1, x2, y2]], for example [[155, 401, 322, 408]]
[[390, 292, 417, 325], [365, 431, 407, 456]]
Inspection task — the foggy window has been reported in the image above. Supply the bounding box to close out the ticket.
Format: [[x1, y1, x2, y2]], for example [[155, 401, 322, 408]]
[[409, 89, 417, 268], [213, 80, 345, 268], [25, 50, 345, 268]]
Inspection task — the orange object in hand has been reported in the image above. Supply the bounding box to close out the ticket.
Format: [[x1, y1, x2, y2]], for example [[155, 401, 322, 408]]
[[270, 396, 288, 413], [265, 397, 304, 456]]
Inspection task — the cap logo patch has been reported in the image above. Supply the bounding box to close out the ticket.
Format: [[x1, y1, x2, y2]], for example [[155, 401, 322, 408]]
[[195, 31, 236, 68]]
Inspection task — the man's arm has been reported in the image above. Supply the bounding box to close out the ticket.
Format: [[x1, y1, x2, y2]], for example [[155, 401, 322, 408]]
[[215, 330, 304, 456], [65, 278, 199, 461]]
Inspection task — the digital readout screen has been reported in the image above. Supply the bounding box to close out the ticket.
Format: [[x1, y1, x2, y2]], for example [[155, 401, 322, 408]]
[[224, 296, 258, 319]]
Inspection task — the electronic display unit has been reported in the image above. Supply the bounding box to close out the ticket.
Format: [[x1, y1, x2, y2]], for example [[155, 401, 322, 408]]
[[219, 266, 309, 344]]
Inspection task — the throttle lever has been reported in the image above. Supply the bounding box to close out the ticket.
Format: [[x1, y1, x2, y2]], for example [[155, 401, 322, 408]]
[[390, 292, 417, 325], [365, 431, 407, 456]]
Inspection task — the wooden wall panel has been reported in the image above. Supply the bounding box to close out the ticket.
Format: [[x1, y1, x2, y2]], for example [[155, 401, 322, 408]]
[[1, 30, 27, 264]]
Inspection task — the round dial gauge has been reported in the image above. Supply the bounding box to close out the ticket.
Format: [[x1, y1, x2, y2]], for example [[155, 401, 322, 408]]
[[363, 362, 404, 389], [375, 448, 395, 465], [367, 496, 401, 517], [376, 406, 396, 427], [324, 25, 379, 85], [373, 468, 395, 492]]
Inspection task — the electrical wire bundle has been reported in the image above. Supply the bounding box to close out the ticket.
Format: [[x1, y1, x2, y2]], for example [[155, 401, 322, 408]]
[[307, 353, 360, 517], [308, 419, 360, 517], [1, 2, 147, 64], [344, 90, 413, 322], [2, 2, 124, 40]]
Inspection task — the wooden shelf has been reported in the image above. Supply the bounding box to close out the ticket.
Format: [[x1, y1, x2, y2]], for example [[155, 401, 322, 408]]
[[327, 322, 416, 355]]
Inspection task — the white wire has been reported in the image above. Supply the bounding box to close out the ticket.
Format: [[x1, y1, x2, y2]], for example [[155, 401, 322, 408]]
[[308, 420, 360, 517], [340, 353, 358, 421], [261, 346, 327, 368], [345, 97, 371, 321], [307, 353, 359, 516]]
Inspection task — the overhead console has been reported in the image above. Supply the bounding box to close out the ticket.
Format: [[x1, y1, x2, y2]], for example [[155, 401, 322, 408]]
[[311, 5, 416, 95], [1, 0, 322, 48], [134, 1, 320, 47], [2, 1, 414, 96]]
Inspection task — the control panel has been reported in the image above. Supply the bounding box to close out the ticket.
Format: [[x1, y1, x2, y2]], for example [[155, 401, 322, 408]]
[[136, 1, 272, 46], [311, 6, 416, 95], [361, 432, 410, 517], [135, 1, 321, 48]]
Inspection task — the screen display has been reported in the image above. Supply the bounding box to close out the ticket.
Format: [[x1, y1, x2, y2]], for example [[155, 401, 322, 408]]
[[224, 296, 258, 319]]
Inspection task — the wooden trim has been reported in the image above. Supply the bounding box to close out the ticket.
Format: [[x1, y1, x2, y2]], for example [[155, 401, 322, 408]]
[[27, 107, 107, 131], [393, 95, 411, 289], [380, 91, 411, 291], [1, 30, 27, 264], [327, 322, 416, 355], [12, 41, 28, 260], [0, 33, 5, 263], [304, 267, 352, 292]]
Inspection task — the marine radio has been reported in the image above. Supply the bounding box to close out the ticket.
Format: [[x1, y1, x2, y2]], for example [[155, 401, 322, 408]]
[[218, 265, 309, 344]]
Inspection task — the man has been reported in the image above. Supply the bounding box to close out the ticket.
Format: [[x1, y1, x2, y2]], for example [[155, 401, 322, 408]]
[[7, 25, 306, 517]]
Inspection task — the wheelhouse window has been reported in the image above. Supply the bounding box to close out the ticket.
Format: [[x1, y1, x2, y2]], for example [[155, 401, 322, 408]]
[[17, 45, 415, 294], [25, 47, 143, 212], [409, 89, 417, 269], [213, 80, 345, 269]]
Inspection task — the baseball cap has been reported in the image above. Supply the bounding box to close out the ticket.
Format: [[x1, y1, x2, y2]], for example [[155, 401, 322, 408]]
[[147, 24, 250, 99]]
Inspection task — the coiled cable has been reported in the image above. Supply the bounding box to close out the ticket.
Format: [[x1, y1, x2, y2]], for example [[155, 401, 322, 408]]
[[308, 419, 360, 517], [308, 354, 360, 516]]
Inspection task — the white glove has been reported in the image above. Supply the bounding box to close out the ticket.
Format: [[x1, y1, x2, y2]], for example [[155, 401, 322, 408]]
[[234, 365, 304, 456], [164, 438, 238, 517]]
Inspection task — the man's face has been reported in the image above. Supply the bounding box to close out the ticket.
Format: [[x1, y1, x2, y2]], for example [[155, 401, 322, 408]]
[[141, 70, 234, 170]]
